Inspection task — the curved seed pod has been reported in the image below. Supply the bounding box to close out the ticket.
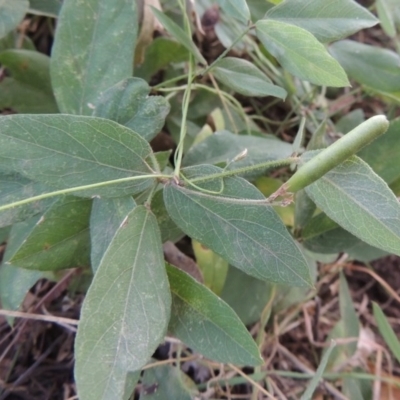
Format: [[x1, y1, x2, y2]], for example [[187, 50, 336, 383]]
[[270, 115, 389, 200]]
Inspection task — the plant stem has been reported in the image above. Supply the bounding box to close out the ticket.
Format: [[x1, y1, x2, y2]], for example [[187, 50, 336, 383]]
[[0, 174, 170, 212], [188, 157, 298, 184], [200, 24, 254, 76], [173, 0, 194, 177]]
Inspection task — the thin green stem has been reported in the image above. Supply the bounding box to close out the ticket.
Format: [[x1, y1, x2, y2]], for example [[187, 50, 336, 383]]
[[200, 24, 254, 76], [173, 0, 194, 177], [152, 73, 188, 89], [180, 173, 224, 195], [0, 174, 171, 213], [188, 157, 298, 185], [144, 181, 159, 207]]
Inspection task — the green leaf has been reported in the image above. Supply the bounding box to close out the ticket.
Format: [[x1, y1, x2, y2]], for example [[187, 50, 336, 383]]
[[167, 263, 262, 366], [0, 0, 28, 39], [211, 57, 286, 98], [358, 117, 400, 185], [139, 364, 198, 400], [294, 190, 316, 231], [265, 0, 378, 43], [151, 7, 206, 65], [192, 240, 228, 295], [151, 189, 184, 243], [300, 341, 336, 400], [373, 302, 400, 364], [329, 40, 400, 92], [216, 0, 251, 23], [339, 273, 359, 354], [304, 153, 400, 257], [93, 78, 170, 142], [135, 37, 189, 81], [5, 196, 91, 271], [0, 49, 58, 113], [0, 263, 45, 314], [75, 206, 171, 400], [336, 109, 365, 134], [376, 0, 397, 37], [302, 213, 388, 262], [50, 0, 138, 115], [0, 30, 35, 52], [89, 196, 136, 273], [221, 266, 273, 326], [0, 171, 56, 228], [28, 0, 61, 17], [324, 273, 359, 370], [164, 166, 312, 287], [182, 130, 292, 174], [256, 20, 349, 87], [0, 115, 156, 198]]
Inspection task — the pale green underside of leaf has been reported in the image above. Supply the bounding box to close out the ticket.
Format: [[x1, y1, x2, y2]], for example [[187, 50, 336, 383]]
[[265, 0, 378, 43], [212, 57, 286, 98], [216, 0, 250, 23], [5, 196, 91, 270], [256, 20, 349, 87], [50, 0, 138, 115], [164, 166, 312, 287], [93, 77, 170, 142], [0, 0, 28, 39], [167, 264, 262, 366], [329, 40, 400, 92], [0, 114, 155, 197], [75, 206, 171, 400], [304, 153, 400, 256], [89, 196, 136, 273], [182, 130, 292, 174]]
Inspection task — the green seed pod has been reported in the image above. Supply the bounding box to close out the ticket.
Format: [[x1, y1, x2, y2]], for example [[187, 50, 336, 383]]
[[274, 115, 389, 198]]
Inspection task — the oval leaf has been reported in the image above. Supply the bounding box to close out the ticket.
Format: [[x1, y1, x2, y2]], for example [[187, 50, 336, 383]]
[[216, 0, 250, 23], [358, 118, 400, 185], [304, 153, 400, 256], [89, 196, 136, 273], [0, 263, 45, 316], [0, 0, 28, 39], [329, 40, 400, 92], [167, 264, 262, 366], [0, 49, 58, 113], [0, 115, 156, 197], [93, 78, 170, 142], [265, 0, 378, 43], [51, 0, 138, 115], [75, 206, 171, 400], [182, 130, 292, 174], [212, 57, 286, 98], [164, 171, 312, 287], [256, 20, 349, 87], [5, 196, 91, 271]]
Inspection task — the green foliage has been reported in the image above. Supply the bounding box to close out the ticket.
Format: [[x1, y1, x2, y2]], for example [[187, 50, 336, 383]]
[[0, 0, 399, 399]]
